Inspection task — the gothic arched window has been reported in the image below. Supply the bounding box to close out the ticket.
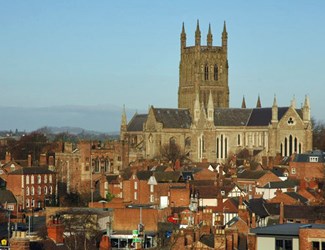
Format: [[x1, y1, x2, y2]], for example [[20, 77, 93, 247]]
[[204, 64, 209, 80], [214, 64, 218, 80]]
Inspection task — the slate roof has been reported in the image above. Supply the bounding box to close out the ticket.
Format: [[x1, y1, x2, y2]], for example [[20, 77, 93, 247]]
[[262, 180, 298, 189], [293, 150, 325, 163], [195, 186, 219, 199], [106, 175, 119, 184], [0, 190, 17, 203], [9, 166, 55, 175], [153, 108, 192, 129], [214, 107, 302, 127], [127, 114, 148, 132], [264, 204, 325, 221], [154, 171, 181, 183], [237, 170, 268, 180], [251, 223, 325, 236], [199, 234, 214, 248], [285, 192, 308, 204], [244, 198, 269, 217], [136, 170, 153, 180]]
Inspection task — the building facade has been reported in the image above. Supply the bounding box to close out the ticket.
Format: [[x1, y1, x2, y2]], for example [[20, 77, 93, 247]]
[[120, 22, 313, 165]]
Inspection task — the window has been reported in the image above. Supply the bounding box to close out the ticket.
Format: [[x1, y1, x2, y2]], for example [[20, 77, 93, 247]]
[[31, 175, 34, 184], [37, 175, 41, 184], [237, 134, 241, 146], [38, 186, 41, 195], [26, 199, 30, 208], [150, 194, 154, 203], [7, 204, 14, 211], [26, 187, 30, 196], [214, 64, 218, 80], [310, 156, 319, 162], [150, 184, 154, 193], [31, 199, 35, 207], [31, 186, 35, 195], [287, 117, 295, 125], [44, 175, 47, 183], [134, 182, 138, 190], [49, 186, 53, 194], [275, 238, 292, 250], [49, 175, 52, 183], [134, 192, 137, 200], [291, 167, 296, 175], [204, 64, 209, 80], [312, 241, 325, 250], [26, 175, 30, 184], [44, 186, 48, 195]]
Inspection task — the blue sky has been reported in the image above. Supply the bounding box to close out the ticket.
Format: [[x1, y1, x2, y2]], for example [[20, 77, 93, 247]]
[[1, 1, 325, 132]]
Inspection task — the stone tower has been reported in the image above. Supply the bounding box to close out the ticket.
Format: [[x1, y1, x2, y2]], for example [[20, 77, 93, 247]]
[[178, 21, 229, 115]]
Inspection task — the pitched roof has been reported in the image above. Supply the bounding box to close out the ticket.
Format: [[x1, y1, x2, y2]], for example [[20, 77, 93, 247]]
[[127, 114, 148, 131], [284, 192, 308, 204], [0, 190, 17, 203], [9, 166, 55, 175], [136, 170, 153, 180], [199, 234, 214, 248], [153, 108, 192, 129], [264, 204, 325, 221], [154, 171, 181, 183], [251, 223, 325, 236], [244, 198, 269, 217], [195, 186, 219, 199], [237, 170, 268, 180], [214, 107, 302, 127], [262, 180, 298, 189], [293, 150, 325, 163]]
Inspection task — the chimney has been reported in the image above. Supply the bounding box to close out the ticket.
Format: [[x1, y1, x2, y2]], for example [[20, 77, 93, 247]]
[[27, 154, 32, 167], [47, 216, 65, 244], [5, 152, 11, 163], [251, 213, 256, 228], [10, 231, 30, 250], [275, 189, 283, 196], [39, 153, 47, 166], [279, 202, 284, 224]]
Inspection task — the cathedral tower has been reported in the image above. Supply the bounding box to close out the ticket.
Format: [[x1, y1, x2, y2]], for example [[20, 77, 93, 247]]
[[178, 21, 229, 115]]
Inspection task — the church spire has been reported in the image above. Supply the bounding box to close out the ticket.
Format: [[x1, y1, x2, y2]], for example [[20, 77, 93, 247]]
[[121, 104, 127, 126], [181, 22, 186, 49], [303, 95, 311, 122], [195, 19, 201, 46], [207, 23, 213, 46], [222, 21, 227, 50], [241, 96, 246, 109], [290, 95, 296, 109], [256, 95, 261, 108], [272, 95, 278, 123], [207, 91, 214, 122]]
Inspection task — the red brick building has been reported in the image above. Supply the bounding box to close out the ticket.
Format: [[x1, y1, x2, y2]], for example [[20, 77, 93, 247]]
[[6, 167, 56, 210]]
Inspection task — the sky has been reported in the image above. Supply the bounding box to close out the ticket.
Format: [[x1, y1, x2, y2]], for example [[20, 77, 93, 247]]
[[1, 1, 325, 132]]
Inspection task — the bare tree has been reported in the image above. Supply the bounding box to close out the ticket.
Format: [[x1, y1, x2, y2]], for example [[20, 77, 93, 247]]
[[160, 142, 188, 167]]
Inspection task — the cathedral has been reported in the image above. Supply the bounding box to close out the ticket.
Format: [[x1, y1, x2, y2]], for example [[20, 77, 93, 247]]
[[120, 21, 313, 165]]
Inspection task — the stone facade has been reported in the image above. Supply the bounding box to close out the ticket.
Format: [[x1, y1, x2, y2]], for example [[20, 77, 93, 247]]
[[120, 22, 313, 165]]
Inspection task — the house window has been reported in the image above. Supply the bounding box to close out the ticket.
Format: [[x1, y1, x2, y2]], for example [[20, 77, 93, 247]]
[[214, 64, 218, 80], [310, 156, 319, 162], [150, 194, 154, 203], [49, 186, 53, 194], [7, 204, 14, 211], [312, 241, 325, 250], [150, 185, 154, 193], [44, 186, 48, 195], [31, 175, 34, 184], [26, 175, 30, 184], [31, 186, 35, 195], [291, 168, 296, 175], [275, 238, 292, 250], [37, 175, 41, 184], [134, 192, 137, 200], [44, 175, 47, 184], [26, 187, 30, 196], [49, 175, 52, 183], [31, 199, 35, 207], [134, 182, 138, 190], [38, 186, 42, 195], [237, 134, 241, 146], [26, 199, 30, 208]]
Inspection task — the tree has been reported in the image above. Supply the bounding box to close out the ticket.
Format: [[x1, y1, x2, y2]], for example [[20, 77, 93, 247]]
[[313, 119, 325, 150], [160, 142, 188, 167], [59, 209, 101, 250]]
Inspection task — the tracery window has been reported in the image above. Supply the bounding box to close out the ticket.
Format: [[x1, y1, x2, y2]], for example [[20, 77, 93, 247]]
[[214, 64, 218, 80], [204, 64, 209, 80]]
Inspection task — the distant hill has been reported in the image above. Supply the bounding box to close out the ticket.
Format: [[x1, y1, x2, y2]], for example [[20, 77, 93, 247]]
[[0, 105, 142, 133]]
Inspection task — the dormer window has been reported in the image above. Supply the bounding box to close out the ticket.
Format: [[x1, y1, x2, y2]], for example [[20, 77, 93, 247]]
[[309, 156, 319, 162]]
